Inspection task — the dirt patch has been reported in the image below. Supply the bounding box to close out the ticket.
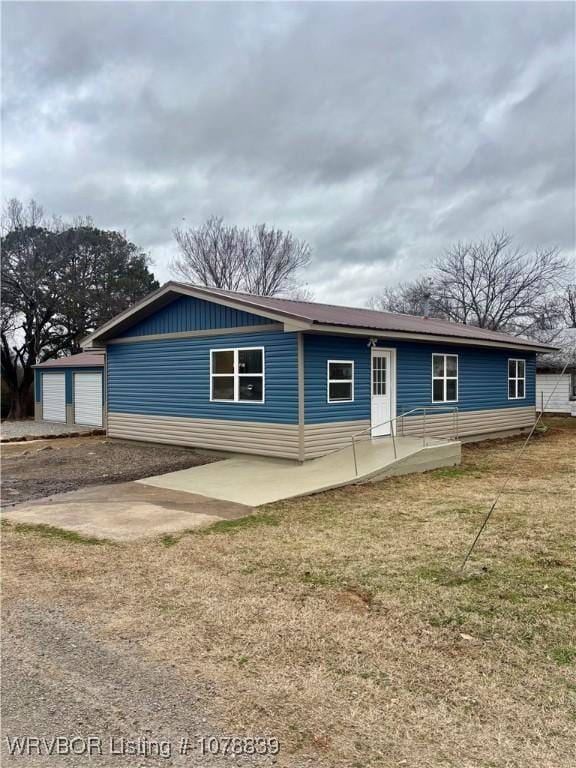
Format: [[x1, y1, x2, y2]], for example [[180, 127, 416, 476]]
[[1, 436, 218, 506]]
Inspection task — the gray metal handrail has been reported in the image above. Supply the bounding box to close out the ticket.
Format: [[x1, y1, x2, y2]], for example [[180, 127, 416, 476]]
[[350, 405, 459, 476]]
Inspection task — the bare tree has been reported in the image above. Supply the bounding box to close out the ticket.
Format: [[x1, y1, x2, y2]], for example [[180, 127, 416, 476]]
[[560, 284, 576, 328], [287, 285, 315, 302], [433, 233, 569, 332], [171, 217, 311, 296], [370, 278, 444, 317], [370, 233, 569, 334], [1, 197, 44, 233]]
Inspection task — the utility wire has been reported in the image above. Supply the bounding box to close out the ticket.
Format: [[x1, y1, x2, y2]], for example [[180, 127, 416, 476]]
[[459, 358, 572, 571]]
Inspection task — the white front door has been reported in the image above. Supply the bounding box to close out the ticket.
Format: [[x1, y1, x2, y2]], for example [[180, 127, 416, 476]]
[[371, 349, 394, 436]]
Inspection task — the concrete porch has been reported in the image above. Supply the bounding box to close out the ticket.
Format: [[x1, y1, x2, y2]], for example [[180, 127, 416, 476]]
[[138, 435, 462, 506]]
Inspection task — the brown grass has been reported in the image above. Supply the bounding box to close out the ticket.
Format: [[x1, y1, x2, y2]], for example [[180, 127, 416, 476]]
[[3, 417, 576, 767]]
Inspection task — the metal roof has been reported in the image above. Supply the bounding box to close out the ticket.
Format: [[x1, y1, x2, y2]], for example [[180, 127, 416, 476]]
[[187, 285, 557, 351], [34, 353, 105, 369], [81, 281, 558, 352]]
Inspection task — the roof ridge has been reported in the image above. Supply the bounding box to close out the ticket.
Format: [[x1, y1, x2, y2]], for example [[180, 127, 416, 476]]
[[182, 283, 414, 319], [185, 284, 548, 339], [189, 285, 549, 337]]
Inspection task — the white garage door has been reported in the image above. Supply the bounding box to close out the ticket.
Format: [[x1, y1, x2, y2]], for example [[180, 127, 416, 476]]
[[42, 373, 66, 423], [74, 373, 103, 427]]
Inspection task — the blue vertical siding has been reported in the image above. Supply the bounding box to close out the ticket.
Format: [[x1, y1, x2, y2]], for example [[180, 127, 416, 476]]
[[107, 330, 298, 424], [118, 295, 272, 337], [35, 367, 104, 404], [303, 333, 536, 424]]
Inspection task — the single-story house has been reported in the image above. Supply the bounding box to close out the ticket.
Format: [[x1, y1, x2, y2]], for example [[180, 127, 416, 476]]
[[536, 328, 576, 416], [76, 282, 555, 460], [34, 352, 105, 427]]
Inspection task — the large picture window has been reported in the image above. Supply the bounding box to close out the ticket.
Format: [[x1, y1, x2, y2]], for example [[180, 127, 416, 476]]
[[432, 354, 458, 403], [508, 359, 526, 400], [211, 347, 264, 403], [327, 360, 354, 403]]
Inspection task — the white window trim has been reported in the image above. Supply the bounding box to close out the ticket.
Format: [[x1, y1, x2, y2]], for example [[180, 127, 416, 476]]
[[327, 359, 355, 403], [508, 358, 526, 400], [432, 353, 459, 403], [210, 347, 265, 404]]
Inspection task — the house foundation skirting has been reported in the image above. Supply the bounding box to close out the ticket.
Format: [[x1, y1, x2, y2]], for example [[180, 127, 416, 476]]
[[303, 420, 371, 459], [302, 407, 536, 458], [107, 412, 300, 460], [399, 405, 536, 441], [107, 407, 536, 461]]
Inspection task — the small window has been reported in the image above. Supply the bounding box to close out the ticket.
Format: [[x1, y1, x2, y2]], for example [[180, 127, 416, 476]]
[[328, 360, 354, 403], [432, 354, 458, 403], [508, 359, 526, 400], [372, 355, 387, 396], [571, 373, 576, 400], [211, 348, 264, 403]]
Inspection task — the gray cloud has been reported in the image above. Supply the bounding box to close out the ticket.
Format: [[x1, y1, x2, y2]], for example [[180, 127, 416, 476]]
[[2, 1, 574, 305]]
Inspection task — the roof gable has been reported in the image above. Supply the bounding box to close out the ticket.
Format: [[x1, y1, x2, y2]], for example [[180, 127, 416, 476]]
[[81, 283, 287, 346], [117, 294, 272, 338]]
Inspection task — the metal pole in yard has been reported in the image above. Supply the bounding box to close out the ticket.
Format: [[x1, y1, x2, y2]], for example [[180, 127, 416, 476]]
[[352, 435, 359, 476], [459, 361, 571, 571], [423, 407, 427, 448]]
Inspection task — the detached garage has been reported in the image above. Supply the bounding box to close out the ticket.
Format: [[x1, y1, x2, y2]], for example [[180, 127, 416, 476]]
[[34, 353, 105, 428], [536, 328, 576, 417]]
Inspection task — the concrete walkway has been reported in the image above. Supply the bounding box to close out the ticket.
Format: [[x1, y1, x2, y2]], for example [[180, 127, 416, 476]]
[[1, 482, 251, 542], [138, 436, 461, 507]]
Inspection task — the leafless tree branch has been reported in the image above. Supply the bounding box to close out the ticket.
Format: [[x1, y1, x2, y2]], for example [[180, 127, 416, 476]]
[[370, 233, 570, 336], [171, 217, 311, 296]]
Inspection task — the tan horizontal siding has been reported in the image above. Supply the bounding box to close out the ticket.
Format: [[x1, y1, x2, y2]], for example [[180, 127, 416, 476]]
[[108, 407, 535, 461], [399, 406, 535, 440], [108, 413, 299, 459], [303, 420, 370, 459]]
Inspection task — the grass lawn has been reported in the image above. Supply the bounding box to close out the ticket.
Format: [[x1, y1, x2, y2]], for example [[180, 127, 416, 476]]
[[3, 417, 575, 767]]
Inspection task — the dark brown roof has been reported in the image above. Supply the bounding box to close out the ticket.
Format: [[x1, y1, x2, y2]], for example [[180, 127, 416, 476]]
[[188, 285, 556, 351], [34, 353, 105, 369]]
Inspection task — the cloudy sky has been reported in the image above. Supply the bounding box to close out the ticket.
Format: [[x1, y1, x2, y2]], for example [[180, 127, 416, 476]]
[[2, 1, 575, 305]]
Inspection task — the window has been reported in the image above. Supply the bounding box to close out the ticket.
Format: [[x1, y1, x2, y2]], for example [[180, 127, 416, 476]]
[[372, 355, 387, 396], [432, 354, 458, 402], [211, 347, 264, 403], [327, 360, 354, 402], [508, 359, 526, 400], [571, 373, 576, 400]]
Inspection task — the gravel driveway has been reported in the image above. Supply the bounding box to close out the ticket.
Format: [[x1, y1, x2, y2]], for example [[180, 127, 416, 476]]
[[1, 420, 101, 441], [1, 601, 279, 767]]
